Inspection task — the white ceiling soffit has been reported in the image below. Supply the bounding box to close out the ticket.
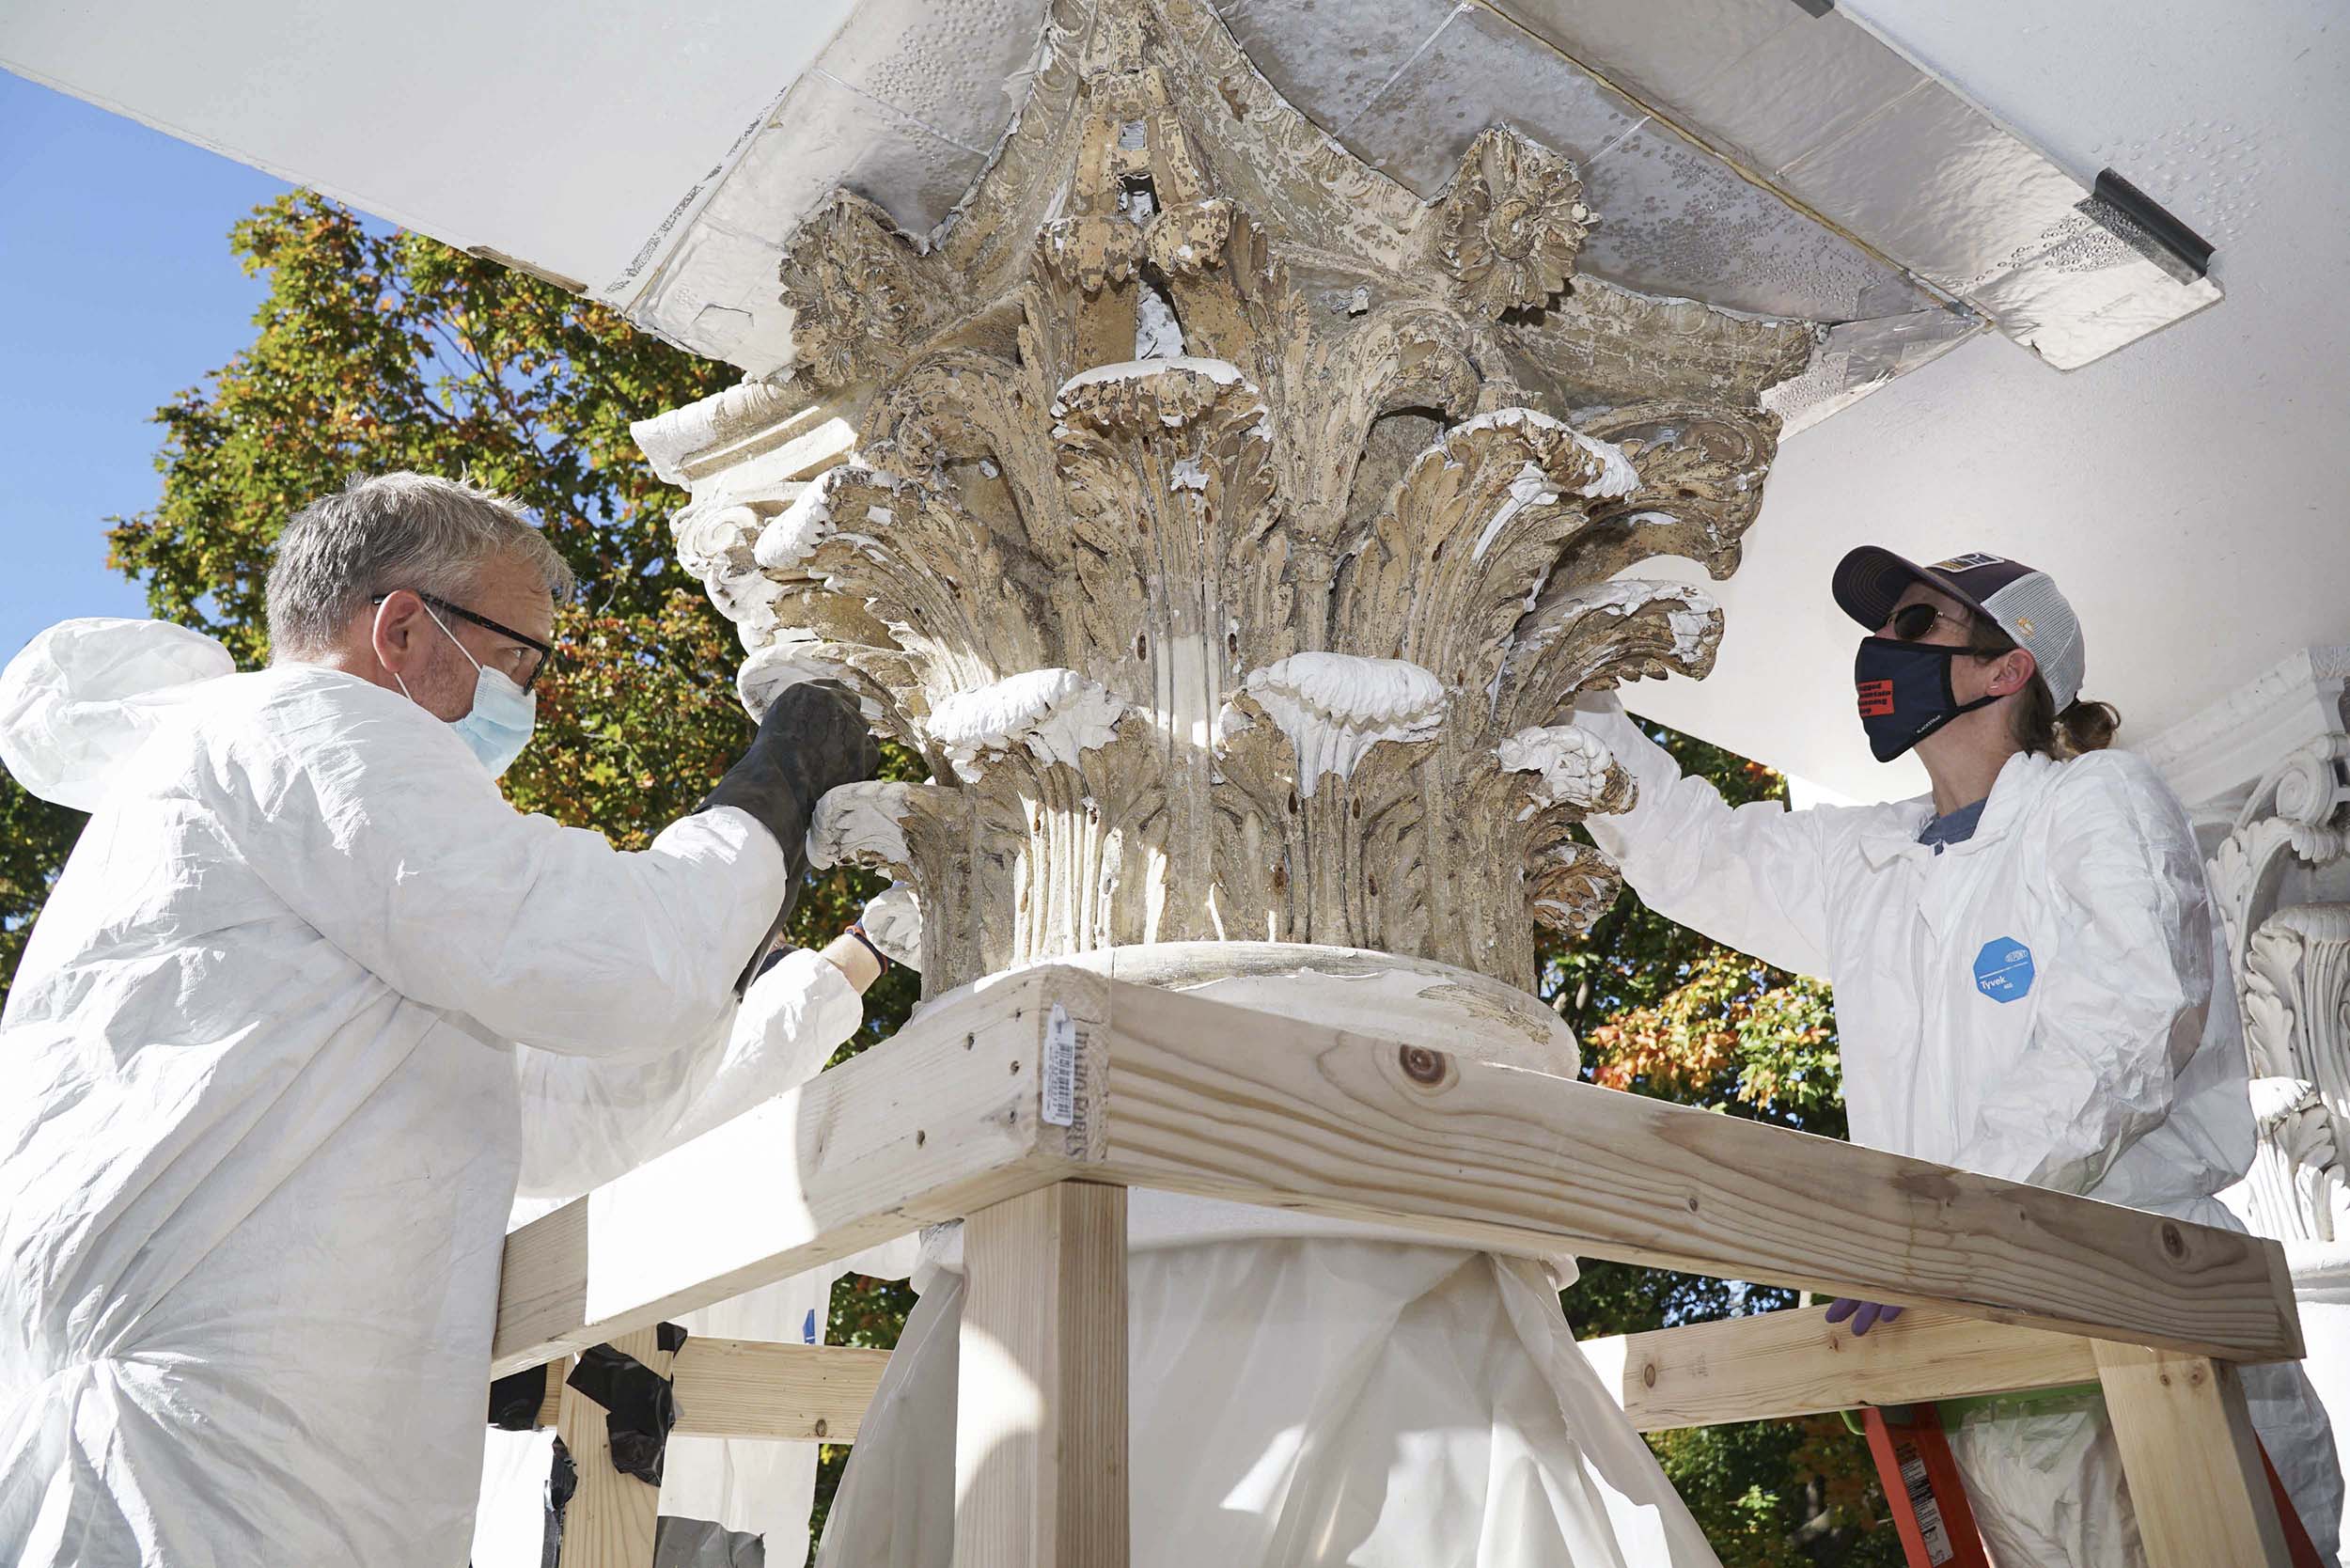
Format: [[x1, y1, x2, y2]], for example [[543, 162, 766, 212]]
[[0, 0, 871, 297], [619, 0, 2217, 394], [1472, 0, 2223, 370]]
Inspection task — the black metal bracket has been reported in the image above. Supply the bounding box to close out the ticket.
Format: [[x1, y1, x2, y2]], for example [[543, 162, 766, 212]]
[[2087, 168, 2215, 284]]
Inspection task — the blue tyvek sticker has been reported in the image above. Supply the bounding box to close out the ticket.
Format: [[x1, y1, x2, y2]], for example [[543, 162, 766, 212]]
[[1973, 938, 2035, 1002], [803, 1308, 819, 1345]]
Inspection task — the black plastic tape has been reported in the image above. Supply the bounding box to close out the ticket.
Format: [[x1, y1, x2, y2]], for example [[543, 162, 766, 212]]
[[541, 1437, 578, 1568], [565, 1328, 688, 1486], [488, 1363, 556, 1431], [654, 1514, 768, 1567], [2088, 168, 2215, 283]]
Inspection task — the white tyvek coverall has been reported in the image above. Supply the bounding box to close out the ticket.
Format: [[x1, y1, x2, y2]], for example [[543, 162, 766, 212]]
[[0, 618, 861, 1567], [1576, 696, 2345, 1566], [474, 964, 884, 1568]]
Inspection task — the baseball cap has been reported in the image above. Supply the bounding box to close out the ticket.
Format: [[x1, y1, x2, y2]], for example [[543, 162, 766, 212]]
[[1831, 546, 2086, 711]]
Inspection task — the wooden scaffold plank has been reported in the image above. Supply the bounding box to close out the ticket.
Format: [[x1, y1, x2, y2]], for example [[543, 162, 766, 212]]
[[494, 968, 1104, 1375], [494, 967, 2301, 1384], [1584, 1305, 2102, 1433], [1090, 978, 2302, 1364], [670, 1340, 891, 1444]]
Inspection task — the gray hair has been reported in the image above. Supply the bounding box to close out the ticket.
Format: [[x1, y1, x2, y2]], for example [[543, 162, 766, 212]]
[[265, 473, 577, 658]]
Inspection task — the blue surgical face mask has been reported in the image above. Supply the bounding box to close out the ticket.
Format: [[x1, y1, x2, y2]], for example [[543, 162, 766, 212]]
[[1854, 636, 1998, 762], [396, 602, 538, 778]]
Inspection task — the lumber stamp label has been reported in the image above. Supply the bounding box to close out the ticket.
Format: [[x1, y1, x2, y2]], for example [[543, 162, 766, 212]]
[[1043, 1003, 1078, 1129]]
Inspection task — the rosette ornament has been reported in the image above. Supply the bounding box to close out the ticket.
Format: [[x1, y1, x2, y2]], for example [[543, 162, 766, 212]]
[[1428, 127, 1595, 318]]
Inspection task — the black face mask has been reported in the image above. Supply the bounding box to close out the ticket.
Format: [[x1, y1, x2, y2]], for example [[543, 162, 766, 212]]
[[1854, 637, 2000, 762]]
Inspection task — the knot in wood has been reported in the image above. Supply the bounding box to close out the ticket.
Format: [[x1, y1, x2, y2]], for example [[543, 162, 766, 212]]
[[2160, 1221, 2186, 1260], [1399, 1044, 1449, 1085]]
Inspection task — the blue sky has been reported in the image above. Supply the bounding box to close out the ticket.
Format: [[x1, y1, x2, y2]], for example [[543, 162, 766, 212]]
[[0, 71, 290, 664]]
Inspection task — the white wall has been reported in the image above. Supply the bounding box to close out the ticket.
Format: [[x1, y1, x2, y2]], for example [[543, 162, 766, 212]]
[[1627, 0, 2350, 798]]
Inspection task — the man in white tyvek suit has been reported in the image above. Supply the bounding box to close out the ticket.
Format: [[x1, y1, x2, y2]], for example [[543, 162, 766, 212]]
[[0, 473, 884, 1567], [473, 889, 924, 1568], [1576, 546, 2343, 1566]]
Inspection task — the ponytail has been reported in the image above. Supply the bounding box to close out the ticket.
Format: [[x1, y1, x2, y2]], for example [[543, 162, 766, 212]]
[[2053, 697, 2120, 756]]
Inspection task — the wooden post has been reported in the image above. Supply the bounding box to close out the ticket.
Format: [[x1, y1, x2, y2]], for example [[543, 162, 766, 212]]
[[953, 1181, 1130, 1568], [2091, 1341, 2294, 1568], [555, 1327, 677, 1568]]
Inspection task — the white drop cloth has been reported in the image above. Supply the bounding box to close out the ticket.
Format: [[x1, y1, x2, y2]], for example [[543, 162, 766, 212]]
[[816, 1220, 1721, 1568]]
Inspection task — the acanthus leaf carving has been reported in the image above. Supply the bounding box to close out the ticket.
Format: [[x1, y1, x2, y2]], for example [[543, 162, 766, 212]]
[[2209, 735, 2350, 1246], [666, 0, 1810, 994]]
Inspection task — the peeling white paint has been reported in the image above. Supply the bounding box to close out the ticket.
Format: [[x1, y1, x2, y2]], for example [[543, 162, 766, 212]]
[[736, 635, 879, 720], [1449, 407, 1642, 501], [1471, 463, 1562, 562], [1497, 724, 1621, 809], [755, 467, 902, 573], [1238, 652, 1446, 796], [927, 667, 1127, 781], [1054, 355, 1246, 412], [809, 779, 918, 870], [1519, 580, 1717, 671]]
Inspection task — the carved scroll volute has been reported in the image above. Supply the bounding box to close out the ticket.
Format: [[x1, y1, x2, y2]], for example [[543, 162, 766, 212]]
[[666, 0, 1813, 995], [2208, 735, 2350, 1244], [1567, 402, 1779, 582]]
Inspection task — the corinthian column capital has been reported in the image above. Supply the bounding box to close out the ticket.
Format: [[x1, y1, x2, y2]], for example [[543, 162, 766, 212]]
[[642, 0, 1814, 997]]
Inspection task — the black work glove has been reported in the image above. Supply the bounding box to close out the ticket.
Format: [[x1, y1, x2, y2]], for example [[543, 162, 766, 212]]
[[697, 681, 879, 985]]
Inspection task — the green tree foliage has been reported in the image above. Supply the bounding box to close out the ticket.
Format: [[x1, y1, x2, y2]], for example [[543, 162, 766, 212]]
[[2, 193, 1904, 1565], [0, 788, 81, 995]]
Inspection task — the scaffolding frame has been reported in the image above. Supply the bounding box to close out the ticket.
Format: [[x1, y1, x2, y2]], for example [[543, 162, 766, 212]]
[[494, 965, 2310, 1568]]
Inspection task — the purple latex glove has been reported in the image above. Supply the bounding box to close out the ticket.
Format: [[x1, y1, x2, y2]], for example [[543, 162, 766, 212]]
[[1824, 1298, 1904, 1336]]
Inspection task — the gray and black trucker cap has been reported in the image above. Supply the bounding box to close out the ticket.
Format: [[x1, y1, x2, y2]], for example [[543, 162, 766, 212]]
[[1832, 546, 2086, 711]]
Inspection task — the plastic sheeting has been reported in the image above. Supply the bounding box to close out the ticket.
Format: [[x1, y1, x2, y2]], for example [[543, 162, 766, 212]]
[[624, 0, 2205, 401], [1945, 1350, 2340, 1568], [815, 1225, 1720, 1568], [473, 1271, 839, 1568]]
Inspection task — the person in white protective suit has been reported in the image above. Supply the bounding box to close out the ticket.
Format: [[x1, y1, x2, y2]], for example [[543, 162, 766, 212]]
[[0, 472, 890, 1567], [474, 886, 924, 1568], [1574, 545, 2344, 1567]]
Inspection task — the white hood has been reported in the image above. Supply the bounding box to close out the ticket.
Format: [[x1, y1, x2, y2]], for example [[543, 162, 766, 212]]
[[0, 618, 237, 810]]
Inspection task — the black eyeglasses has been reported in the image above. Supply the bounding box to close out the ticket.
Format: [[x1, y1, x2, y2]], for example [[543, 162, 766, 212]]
[[1888, 603, 1967, 642], [371, 591, 556, 691]]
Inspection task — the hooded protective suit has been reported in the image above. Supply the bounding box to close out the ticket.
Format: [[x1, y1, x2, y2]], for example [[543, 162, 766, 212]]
[[1575, 694, 2344, 1565], [0, 618, 862, 1567]]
